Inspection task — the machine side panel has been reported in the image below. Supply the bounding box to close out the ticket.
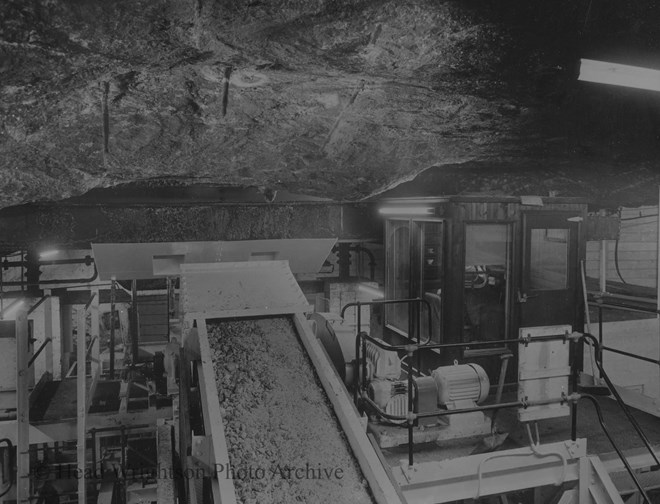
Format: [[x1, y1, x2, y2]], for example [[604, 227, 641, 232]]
[[293, 314, 404, 504]]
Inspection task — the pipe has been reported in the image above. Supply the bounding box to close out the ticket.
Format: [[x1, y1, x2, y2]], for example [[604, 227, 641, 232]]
[[589, 301, 660, 316], [88, 424, 150, 434], [525, 423, 568, 486], [353, 332, 360, 405], [476, 439, 567, 500], [0, 258, 99, 287], [91, 428, 97, 480], [27, 295, 50, 315], [598, 306, 604, 365], [591, 291, 659, 305], [599, 345, 660, 365], [84, 292, 97, 312], [28, 338, 52, 368], [131, 280, 138, 365], [354, 328, 572, 355], [406, 348, 414, 467], [415, 301, 421, 373], [495, 352, 511, 404], [361, 394, 565, 422], [110, 278, 116, 379], [571, 338, 579, 442], [358, 302, 367, 394], [342, 298, 433, 344]]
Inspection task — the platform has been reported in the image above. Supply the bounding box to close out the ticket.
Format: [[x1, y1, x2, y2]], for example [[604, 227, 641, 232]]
[[377, 392, 660, 471], [369, 417, 492, 449]]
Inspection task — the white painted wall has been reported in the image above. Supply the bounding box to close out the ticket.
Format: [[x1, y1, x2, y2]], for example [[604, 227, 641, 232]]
[[583, 207, 660, 401], [584, 318, 660, 400], [586, 205, 658, 288]]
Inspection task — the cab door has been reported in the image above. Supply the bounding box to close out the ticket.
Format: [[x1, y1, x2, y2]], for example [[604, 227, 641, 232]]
[[519, 212, 581, 328]]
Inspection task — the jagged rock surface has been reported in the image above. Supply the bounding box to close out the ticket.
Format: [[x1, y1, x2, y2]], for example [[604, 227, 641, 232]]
[[2, 0, 660, 208]]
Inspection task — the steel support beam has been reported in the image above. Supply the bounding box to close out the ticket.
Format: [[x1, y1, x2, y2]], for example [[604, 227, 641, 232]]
[[16, 310, 30, 504], [76, 306, 87, 504], [43, 291, 55, 378]]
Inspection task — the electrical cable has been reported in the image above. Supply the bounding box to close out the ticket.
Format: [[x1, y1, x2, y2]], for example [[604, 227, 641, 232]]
[[579, 260, 597, 379], [614, 236, 627, 284], [476, 429, 567, 500], [609, 208, 626, 285], [614, 209, 628, 284]]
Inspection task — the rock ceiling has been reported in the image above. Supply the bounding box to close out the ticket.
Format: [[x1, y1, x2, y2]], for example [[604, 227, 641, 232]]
[[2, 0, 660, 210]]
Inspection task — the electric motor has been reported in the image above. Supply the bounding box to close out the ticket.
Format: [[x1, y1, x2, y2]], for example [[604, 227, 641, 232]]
[[431, 363, 490, 406], [363, 340, 401, 381], [367, 379, 407, 424]]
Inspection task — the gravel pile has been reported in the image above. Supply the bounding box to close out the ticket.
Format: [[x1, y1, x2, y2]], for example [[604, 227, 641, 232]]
[[208, 316, 373, 504]]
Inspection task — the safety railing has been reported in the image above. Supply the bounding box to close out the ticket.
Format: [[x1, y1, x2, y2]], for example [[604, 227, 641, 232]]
[[341, 300, 659, 502], [341, 299, 582, 467], [588, 294, 660, 382], [581, 333, 660, 503]]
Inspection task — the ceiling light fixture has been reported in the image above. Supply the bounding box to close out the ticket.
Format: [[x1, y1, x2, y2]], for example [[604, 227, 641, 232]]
[[378, 206, 434, 216], [579, 59, 660, 93], [39, 249, 60, 260]]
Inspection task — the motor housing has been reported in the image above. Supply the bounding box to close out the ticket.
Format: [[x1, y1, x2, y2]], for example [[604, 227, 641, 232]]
[[431, 362, 490, 407]]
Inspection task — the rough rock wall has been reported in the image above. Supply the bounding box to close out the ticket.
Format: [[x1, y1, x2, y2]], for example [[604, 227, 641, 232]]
[[2, 0, 660, 209]]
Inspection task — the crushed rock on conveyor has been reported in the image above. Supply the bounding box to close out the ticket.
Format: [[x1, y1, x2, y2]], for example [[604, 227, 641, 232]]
[[208, 316, 374, 504]]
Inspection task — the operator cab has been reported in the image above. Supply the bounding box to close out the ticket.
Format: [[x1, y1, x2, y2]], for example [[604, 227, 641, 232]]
[[376, 195, 587, 385]]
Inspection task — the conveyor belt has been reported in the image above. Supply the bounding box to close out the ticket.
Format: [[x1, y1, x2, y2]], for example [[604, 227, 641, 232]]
[[207, 316, 374, 504]]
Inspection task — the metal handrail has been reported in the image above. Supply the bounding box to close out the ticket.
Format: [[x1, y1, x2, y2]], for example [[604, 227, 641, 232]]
[[28, 338, 52, 368], [344, 298, 579, 466], [598, 345, 660, 366], [358, 328, 576, 468], [356, 330, 572, 354], [580, 394, 652, 504], [341, 298, 434, 344], [582, 333, 660, 469], [343, 298, 433, 466], [362, 394, 565, 422]]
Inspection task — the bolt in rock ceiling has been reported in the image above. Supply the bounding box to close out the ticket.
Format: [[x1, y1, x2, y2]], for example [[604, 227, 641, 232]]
[[2, 0, 660, 209]]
